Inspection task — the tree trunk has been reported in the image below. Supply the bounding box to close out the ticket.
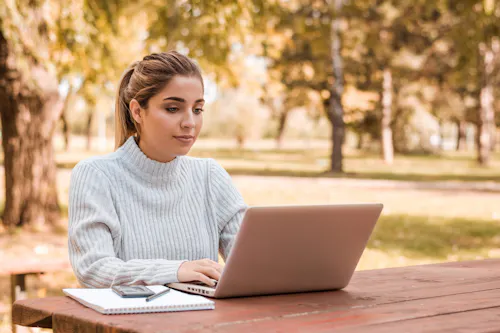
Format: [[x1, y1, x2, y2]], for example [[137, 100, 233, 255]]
[[86, 110, 94, 151], [357, 132, 364, 150], [456, 119, 467, 151], [0, 33, 62, 229], [236, 133, 244, 149], [60, 112, 70, 151], [97, 109, 107, 152], [275, 110, 288, 149], [438, 120, 446, 151], [60, 85, 74, 151], [490, 126, 497, 152], [477, 43, 495, 166], [327, 0, 345, 173], [381, 68, 394, 164]]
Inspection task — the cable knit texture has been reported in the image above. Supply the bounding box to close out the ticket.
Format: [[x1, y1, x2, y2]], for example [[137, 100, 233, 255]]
[[68, 136, 247, 288]]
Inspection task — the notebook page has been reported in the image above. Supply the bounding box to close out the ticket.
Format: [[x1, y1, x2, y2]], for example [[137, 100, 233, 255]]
[[63, 285, 214, 313]]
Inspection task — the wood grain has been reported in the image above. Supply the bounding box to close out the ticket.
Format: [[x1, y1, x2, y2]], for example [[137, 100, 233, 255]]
[[12, 259, 500, 333]]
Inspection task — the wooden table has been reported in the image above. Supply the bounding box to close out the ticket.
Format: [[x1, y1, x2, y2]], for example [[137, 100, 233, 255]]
[[4, 258, 70, 333], [12, 259, 500, 332]]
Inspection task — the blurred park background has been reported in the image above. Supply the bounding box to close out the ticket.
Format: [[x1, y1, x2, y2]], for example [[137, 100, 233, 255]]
[[1, 0, 500, 331]]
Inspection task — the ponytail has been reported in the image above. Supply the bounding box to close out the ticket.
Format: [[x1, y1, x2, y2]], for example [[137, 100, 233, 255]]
[[114, 62, 139, 149]]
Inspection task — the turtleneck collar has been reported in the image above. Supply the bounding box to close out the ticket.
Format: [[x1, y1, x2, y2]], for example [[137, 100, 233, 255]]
[[117, 136, 182, 182]]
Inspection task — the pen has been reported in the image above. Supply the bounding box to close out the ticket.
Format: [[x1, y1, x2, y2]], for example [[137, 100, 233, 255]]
[[145, 287, 171, 302]]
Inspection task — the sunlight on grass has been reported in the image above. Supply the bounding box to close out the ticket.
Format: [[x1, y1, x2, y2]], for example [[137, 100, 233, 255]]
[[188, 145, 500, 182], [368, 214, 500, 259], [38, 142, 500, 182]]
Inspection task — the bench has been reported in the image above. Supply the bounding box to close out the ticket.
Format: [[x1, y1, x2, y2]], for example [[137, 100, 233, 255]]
[[3, 259, 70, 333]]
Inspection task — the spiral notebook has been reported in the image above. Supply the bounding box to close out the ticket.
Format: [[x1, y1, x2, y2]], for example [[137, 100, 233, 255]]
[[63, 285, 215, 315]]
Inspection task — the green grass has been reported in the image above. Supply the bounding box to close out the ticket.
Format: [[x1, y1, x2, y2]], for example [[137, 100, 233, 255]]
[[188, 147, 500, 182], [369, 214, 500, 259], [3, 144, 500, 183]]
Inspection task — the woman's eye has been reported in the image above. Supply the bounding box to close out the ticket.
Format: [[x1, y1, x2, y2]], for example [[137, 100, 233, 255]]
[[194, 108, 204, 114], [166, 107, 178, 113]]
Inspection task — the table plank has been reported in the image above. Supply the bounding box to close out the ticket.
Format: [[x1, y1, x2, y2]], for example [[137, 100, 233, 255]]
[[2, 259, 70, 275], [11, 297, 77, 329], [340, 307, 500, 333], [12, 259, 500, 333], [42, 284, 500, 333], [204, 286, 500, 332]]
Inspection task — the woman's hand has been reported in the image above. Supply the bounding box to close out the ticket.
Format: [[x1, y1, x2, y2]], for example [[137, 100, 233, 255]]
[[177, 259, 223, 287]]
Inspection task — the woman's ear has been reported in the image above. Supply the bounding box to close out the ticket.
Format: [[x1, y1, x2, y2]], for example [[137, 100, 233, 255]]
[[129, 99, 142, 124]]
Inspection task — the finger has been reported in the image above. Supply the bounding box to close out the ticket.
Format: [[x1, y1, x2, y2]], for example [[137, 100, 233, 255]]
[[199, 266, 221, 281], [197, 266, 221, 283], [200, 259, 218, 266], [193, 272, 216, 286], [212, 262, 223, 274], [200, 259, 223, 274]]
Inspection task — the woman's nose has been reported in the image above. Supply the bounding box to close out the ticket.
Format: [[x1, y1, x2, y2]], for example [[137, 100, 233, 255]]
[[181, 112, 195, 128]]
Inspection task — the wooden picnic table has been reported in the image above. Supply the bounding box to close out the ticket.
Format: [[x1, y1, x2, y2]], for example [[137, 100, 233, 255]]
[[3, 258, 70, 333], [11, 258, 500, 332]]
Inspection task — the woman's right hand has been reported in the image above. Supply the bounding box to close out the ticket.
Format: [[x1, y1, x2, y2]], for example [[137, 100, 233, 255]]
[[177, 259, 223, 287]]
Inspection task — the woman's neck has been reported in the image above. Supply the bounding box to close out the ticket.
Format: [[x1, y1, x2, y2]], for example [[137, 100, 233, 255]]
[[135, 136, 176, 163]]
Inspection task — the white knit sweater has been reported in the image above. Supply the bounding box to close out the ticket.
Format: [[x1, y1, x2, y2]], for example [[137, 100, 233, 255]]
[[68, 136, 247, 288]]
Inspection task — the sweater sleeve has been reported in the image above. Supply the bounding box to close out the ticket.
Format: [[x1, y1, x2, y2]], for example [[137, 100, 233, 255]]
[[68, 162, 185, 288], [208, 159, 248, 261]]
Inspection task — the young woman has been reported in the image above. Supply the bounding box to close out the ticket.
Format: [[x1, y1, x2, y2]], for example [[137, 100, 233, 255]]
[[68, 51, 247, 288]]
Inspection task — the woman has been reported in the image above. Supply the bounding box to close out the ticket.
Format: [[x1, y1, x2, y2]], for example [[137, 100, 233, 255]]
[[68, 51, 247, 288]]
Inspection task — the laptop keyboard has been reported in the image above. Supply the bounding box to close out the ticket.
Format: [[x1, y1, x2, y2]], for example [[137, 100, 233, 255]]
[[189, 280, 217, 289]]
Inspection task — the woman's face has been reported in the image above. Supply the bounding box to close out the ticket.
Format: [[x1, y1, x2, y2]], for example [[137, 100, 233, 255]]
[[130, 75, 204, 162]]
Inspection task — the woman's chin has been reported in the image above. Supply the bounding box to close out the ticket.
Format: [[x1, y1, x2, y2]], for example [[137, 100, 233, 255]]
[[174, 147, 193, 156]]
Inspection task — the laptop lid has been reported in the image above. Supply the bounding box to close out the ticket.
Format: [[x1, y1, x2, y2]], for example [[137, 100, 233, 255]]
[[214, 203, 383, 298]]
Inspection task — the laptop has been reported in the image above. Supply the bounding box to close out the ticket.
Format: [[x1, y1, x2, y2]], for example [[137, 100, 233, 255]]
[[167, 203, 383, 298]]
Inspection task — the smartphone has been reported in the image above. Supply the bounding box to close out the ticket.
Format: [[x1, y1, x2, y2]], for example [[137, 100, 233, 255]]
[[112, 285, 155, 298]]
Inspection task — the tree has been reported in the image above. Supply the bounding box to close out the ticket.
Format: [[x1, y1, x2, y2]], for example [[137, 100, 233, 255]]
[[259, 0, 347, 172], [59, 81, 75, 151], [0, 0, 138, 229], [0, 1, 66, 229], [327, 0, 346, 172], [343, 0, 446, 161], [445, 0, 500, 165], [146, 0, 256, 86], [260, 80, 288, 148], [0, 0, 254, 229], [203, 46, 269, 148]]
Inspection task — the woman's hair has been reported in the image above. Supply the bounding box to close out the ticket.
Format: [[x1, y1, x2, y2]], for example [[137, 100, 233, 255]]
[[115, 51, 203, 149]]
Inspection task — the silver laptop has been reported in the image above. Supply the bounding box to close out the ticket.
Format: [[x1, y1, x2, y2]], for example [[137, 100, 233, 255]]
[[167, 203, 383, 298]]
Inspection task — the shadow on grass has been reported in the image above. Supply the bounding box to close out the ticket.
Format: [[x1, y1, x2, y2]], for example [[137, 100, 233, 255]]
[[368, 214, 500, 259], [52, 163, 500, 186], [191, 147, 326, 156], [190, 149, 323, 163], [192, 147, 500, 162], [224, 168, 500, 184]]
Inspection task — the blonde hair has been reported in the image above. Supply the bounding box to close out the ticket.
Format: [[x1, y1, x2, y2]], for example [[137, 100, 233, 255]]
[[114, 51, 203, 149]]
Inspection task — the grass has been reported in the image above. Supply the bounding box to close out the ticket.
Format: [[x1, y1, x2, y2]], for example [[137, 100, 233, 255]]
[[2, 135, 500, 183], [369, 214, 500, 259], [191, 147, 500, 182], [48, 145, 500, 183], [3, 139, 499, 183]]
